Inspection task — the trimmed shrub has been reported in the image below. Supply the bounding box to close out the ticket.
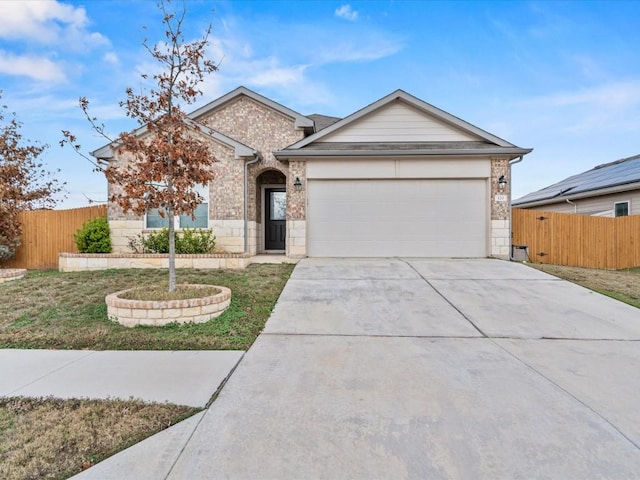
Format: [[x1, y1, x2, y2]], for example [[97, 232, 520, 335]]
[[177, 228, 216, 254], [130, 228, 216, 254], [74, 217, 112, 253], [142, 228, 170, 254]]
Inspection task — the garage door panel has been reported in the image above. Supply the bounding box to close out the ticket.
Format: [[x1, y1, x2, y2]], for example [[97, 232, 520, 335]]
[[308, 179, 487, 257]]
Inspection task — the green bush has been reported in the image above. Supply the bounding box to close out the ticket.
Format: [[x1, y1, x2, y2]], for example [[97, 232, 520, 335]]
[[74, 217, 112, 253], [143, 228, 170, 253], [131, 228, 216, 254], [0, 235, 19, 263], [177, 228, 217, 254]]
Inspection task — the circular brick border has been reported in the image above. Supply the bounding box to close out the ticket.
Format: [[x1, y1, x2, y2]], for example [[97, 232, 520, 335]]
[[105, 284, 231, 328], [0, 268, 27, 284]]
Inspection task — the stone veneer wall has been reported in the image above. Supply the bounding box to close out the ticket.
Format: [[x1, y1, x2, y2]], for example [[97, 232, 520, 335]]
[[490, 157, 511, 258], [59, 253, 252, 272]]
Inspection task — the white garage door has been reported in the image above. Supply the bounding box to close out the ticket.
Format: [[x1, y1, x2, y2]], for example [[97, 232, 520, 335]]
[[307, 179, 487, 257]]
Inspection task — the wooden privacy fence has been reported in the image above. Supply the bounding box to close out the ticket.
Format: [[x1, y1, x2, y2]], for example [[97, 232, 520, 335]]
[[511, 208, 640, 270], [3, 205, 108, 270]]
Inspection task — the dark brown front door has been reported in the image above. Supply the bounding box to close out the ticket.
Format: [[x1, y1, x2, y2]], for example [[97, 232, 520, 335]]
[[265, 188, 286, 250]]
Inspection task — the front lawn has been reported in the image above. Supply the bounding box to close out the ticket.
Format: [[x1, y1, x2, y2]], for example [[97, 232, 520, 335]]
[[0, 264, 294, 350]]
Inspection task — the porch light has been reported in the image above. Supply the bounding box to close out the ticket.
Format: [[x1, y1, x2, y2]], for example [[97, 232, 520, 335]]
[[293, 176, 302, 189], [498, 175, 507, 190]]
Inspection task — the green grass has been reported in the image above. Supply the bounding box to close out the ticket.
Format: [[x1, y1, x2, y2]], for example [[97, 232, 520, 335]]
[[0, 264, 294, 350]]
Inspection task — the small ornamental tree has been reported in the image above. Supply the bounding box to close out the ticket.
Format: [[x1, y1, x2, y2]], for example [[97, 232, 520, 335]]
[[0, 100, 64, 264], [63, 0, 217, 291]]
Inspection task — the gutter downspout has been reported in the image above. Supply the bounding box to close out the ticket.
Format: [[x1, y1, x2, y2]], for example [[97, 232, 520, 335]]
[[508, 156, 524, 261], [244, 153, 261, 254], [566, 198, 578, 213]]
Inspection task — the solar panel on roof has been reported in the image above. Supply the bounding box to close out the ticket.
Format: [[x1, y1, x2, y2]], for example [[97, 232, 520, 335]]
[[513, 154, 640, 205]]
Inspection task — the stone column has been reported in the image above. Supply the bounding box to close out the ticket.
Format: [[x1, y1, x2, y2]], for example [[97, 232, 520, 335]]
[[287, 160, 307, 257], [490, 157, 511, 258]]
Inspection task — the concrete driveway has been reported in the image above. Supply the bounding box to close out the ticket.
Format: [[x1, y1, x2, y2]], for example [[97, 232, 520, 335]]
[[88, 258, 640, 479]]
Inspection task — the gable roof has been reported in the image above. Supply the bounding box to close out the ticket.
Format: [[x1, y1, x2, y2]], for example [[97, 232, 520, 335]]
[[283, 89, 528, 150], [92, 85, 310, 160], [188, 86, 314, 130], [91, 117, 257, 160], [275, 89, 531, 159], [513, 154, 640, 207]]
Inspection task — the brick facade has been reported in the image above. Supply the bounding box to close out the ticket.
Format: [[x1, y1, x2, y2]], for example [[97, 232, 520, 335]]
[[198, 96, 305, 253], [107, 94, 307, 254]]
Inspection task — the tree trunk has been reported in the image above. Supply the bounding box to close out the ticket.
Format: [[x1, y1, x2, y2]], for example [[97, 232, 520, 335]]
[[168, 207, 176, 292]]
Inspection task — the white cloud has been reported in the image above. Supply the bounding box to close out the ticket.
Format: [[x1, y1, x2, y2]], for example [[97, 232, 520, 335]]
[[541, 81, 640, 109], [124, 9, 403, 112], [103, 52, 120, 67], [195, 35, 335, 108], [512, 80, 640, 138], [335, 4, 358, 21], [316, 36, 403, 64], [193, 17, 403, 108], [0, 51, 66, 83], [0, 0, 109, 49], [247, 62, 307, 88]]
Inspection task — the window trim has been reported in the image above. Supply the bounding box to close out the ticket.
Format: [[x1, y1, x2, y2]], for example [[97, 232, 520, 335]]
[[614, 200, 630, 217]]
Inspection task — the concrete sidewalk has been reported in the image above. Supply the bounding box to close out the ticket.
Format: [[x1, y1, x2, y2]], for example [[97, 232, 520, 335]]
[[0, 349, 243, 407], [70, 258, 640, 479]]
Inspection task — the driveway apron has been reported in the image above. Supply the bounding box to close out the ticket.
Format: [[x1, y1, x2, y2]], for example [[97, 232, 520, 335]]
[[167, 258, 640, 479]]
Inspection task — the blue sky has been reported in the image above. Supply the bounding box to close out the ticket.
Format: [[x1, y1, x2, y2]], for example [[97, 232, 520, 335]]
[[1, 0, 639, 207]]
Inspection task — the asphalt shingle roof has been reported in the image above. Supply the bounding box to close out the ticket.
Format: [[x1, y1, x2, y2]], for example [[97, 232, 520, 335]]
[[307, 114, 341, 132]]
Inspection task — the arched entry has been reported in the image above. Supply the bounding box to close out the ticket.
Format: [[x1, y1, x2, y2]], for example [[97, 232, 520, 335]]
[[256, 169, 286, 252]]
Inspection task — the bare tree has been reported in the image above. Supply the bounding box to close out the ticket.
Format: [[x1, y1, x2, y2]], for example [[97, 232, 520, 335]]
[[63, 0, 218, 291], [0, 100, 64, 264]]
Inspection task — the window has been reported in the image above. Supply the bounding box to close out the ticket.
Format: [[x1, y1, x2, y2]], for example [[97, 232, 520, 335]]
[[179, 202, 208, 228], [614, 201, 629, 217], [145, 185, 209, 228]]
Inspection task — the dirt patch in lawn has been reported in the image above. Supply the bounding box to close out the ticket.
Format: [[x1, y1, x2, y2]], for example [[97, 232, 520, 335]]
[[528, 264, 640, 308], [0, 397, 198, 480]]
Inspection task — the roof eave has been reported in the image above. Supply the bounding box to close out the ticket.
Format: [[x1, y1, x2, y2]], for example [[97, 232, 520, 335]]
[[90, 118, 257, 161], [274, 147, 532, 160]]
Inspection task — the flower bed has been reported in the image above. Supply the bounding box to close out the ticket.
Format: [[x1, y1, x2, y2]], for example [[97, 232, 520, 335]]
[[105, 284, 231, 327]]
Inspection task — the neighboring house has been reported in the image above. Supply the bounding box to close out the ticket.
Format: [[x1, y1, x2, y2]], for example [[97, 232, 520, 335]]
[[93, 86, 531, 258], [513, 154, 640, 217]]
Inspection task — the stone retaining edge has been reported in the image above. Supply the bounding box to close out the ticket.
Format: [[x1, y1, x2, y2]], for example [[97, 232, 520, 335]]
[[0, 268, 27, 283], [106, 284, 232, 327], [59, 253, 252, 272]]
